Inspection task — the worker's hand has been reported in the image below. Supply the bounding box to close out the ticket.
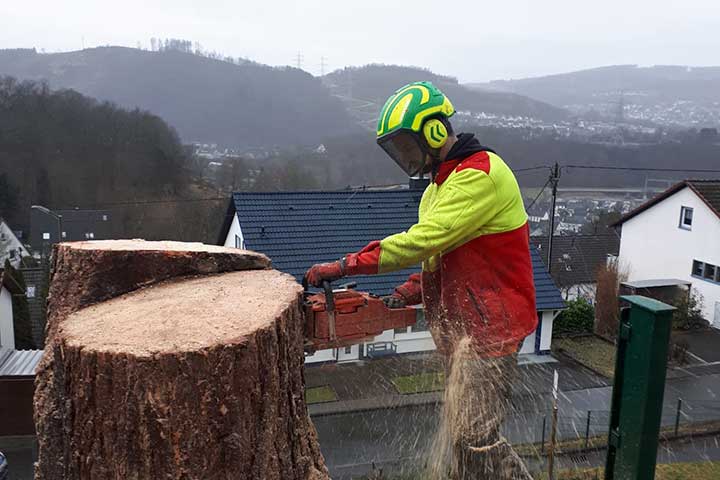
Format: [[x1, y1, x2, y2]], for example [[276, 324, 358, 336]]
[[304, 260, 346, 287], [382, 294, 407, 309]]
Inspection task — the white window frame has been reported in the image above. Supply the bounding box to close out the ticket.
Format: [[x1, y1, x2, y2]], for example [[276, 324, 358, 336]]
[[679, 206, 693, 230]]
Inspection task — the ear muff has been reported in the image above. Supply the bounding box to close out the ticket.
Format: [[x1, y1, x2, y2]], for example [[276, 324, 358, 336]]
[[423, 119, 448, 149]]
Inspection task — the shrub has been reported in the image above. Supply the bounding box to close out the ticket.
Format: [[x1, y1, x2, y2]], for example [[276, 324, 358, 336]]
[[554, 298, 595, 335]]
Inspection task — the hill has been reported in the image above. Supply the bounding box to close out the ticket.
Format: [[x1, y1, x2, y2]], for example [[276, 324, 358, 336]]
[[0, 76, 224, 242], [0, 47, 356, 148], [470, 65, 720, 126], [324, 64, 569, 128]]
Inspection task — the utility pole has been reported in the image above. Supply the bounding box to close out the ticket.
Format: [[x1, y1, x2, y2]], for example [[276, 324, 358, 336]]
[[319, 56, 327, 77], [546, 162, 560, 273], [295, 51, 304, 70], [547, 369, 559, 480]]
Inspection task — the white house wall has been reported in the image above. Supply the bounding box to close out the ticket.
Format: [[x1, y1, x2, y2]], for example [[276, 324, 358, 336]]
[[618, 187, 720, 322], [0, 286, 15, 350], [304, 310, 555, 364], [223, 215, 245, 249]]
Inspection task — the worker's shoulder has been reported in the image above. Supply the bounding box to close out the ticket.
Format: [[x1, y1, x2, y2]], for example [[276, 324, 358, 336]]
[[455, 150, 513, 178]]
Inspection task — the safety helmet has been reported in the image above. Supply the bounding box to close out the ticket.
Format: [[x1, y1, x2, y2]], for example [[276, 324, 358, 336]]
[[376, 81, 455, 176]]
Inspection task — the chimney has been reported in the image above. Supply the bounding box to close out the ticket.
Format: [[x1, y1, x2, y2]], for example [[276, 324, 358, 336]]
[[409, 177, 430, 190]]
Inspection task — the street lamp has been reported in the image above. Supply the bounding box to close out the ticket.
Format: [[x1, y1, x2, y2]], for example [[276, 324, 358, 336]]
[[31, 205, 63, 244]]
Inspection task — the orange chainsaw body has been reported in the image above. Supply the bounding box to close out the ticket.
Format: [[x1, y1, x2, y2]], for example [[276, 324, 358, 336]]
[[304, 287, 417, 352]]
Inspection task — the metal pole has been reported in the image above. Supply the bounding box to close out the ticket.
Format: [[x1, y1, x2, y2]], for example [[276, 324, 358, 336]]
[[546, 162, 560, 273], [548, 403, 558, 480], [674, 399, 682, 437], [604, 296, 675, 480], [548, 369, 559, 480], [585, 410, 592, 448]]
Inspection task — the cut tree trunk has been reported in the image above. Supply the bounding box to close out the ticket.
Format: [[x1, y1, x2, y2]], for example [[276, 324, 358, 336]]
[[34, 240, 328, 480]]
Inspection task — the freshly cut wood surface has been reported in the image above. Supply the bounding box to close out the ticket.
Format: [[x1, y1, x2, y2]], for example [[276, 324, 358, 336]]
[[61, 270, 300, 356], [35, 240, 328, 480]]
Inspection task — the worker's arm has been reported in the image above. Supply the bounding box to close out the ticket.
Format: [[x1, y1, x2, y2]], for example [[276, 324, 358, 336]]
[[346, 169, 502, 275]]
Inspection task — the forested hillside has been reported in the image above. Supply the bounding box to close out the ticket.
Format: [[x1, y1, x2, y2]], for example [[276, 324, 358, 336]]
[[0, 76, 223, 241], [325, 64, 569, 122], [0, 47, 356, 147], [474, 65, 720, 107]]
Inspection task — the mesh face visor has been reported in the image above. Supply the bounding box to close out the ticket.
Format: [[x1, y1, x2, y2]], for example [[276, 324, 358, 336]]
[[378, 132, 427, 177]]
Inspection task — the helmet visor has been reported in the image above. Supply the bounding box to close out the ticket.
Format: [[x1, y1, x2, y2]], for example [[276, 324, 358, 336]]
[[378, 132, 427, 177]]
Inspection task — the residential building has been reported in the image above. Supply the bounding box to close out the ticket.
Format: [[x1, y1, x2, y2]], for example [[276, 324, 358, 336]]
[[0, 268, 43, 436], [218, 188, 565, 364], [19, 267, 48, 347], [0, 268, 23, 350], [30, 207, 113, 254], [613, 180, 720, 328], [531, 234, 620, 301], [0, 218, 31, 268]]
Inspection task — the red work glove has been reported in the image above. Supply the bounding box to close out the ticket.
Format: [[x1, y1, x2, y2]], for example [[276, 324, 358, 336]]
[[382, 294, 407, 309], [304, 260, 346, 287]]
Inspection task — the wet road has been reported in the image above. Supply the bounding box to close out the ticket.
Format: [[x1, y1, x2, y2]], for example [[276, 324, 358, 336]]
[[315, 373, 720, 479]]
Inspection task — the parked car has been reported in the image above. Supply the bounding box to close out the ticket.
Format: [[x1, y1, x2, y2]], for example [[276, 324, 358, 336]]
[[0, 451, 7, 480]]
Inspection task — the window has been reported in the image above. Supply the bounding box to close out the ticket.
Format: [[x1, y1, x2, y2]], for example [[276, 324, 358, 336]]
[[27, 286, 36, 298], [692, 260, 704, 277], [43, 232, 50, 240], [704, 264, 717, 281], [102, 215, 108, 221], [344, 346, 352, 354], [692, 260, 720, 284], [61, 231, 67, 239], [679, 206, 693, 230], [235, 235, 242, 249]]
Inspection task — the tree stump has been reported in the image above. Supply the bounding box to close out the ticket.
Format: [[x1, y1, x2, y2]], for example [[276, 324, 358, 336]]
[[34, 240, 329, 480]]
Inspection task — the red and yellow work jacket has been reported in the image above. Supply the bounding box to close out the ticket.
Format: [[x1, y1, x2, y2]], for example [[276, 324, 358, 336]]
[[346, 136, 537, 357]]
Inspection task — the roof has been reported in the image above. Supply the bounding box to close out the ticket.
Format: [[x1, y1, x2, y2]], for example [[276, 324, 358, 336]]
[[0, 348, 43, 377], [530, 234, 620, 287], [613, 179, 720, 226], [0, 269, 24, 295], [622, 279, 691, 289], [222, 190, 565, 311]]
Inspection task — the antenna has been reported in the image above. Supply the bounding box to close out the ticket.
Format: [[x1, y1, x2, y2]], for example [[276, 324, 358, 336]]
[[320, 56, 327, 77], [295, 51, 304, 70]]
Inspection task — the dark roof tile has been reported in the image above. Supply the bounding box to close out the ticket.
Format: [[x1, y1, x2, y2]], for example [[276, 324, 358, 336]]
[[226, 190, 564, 310]]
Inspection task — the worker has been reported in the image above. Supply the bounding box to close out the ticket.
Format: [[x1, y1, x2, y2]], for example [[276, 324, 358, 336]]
[[305, 81, 536, 479]]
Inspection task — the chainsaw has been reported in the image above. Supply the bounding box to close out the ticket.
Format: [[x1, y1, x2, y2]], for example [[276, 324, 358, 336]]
[[302, 280, 417, 353]]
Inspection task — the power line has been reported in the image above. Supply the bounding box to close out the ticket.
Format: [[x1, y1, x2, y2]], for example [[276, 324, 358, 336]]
[[525, 177, 552, 213], [564, 165, 720, 173], [514, 165, 551, 173]]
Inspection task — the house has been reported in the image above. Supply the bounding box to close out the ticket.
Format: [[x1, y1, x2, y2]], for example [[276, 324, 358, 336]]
[[613, 180, 720, 328], [531, 234, 620, 301], [30, 207, 113, 254], [0, 268, 24, 350], [218, 187, 565, 364], [0, 218, 31, 268], [0, 268, 43, 436]]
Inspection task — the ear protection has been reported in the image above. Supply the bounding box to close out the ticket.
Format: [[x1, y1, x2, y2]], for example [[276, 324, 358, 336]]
[[422, 118, 449, 149]]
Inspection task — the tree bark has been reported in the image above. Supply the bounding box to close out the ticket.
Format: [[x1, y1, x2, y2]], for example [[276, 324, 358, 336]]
[[34, 240, 328, 480]]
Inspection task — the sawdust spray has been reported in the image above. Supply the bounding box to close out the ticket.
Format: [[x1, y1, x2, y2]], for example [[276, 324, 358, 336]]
[[423, 335, 528, 479]]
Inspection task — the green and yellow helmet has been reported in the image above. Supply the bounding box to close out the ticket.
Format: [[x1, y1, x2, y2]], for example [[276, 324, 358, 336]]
[[376, 81, 455, 176]]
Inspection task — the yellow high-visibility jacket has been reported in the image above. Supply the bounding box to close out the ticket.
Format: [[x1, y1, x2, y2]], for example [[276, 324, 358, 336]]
[[345, 149, 537, 356]]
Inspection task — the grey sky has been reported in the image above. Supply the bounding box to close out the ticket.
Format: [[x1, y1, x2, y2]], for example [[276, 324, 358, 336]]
[[2, 0, 719, 82]]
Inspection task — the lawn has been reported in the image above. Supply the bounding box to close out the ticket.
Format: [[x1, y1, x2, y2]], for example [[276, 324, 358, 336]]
[[304, 385, 337, 404], [554, 336, 616, 379], [391, 372, 445, 395], [551, 461, 720, 479]]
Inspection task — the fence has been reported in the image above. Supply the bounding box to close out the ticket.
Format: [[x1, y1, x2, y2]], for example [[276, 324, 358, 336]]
[[503, 396, 720, 451]]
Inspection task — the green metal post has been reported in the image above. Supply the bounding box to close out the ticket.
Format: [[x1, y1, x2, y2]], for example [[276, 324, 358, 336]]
[[604, 295, 675, 480]]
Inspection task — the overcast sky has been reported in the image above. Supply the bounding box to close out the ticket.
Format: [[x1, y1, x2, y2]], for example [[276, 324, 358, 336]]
[[2, 0, 719, 82]]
